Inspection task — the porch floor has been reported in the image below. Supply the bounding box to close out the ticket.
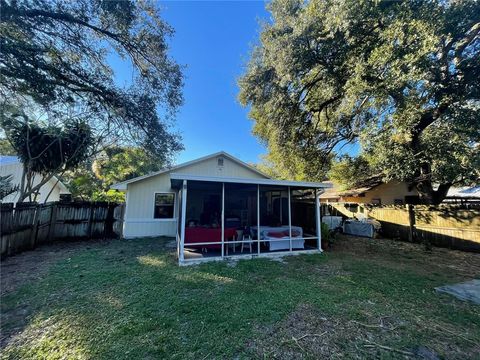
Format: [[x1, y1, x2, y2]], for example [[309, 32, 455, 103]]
[[183, 240, 319, 261]]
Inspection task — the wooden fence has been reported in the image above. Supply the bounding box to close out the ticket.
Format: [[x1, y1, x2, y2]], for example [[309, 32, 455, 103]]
[[322, 203, 480, 252], [1, 202, 125, 258]]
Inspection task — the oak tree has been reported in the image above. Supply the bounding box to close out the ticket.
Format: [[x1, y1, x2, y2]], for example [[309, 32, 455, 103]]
[[239, 0, 480, 204], [1, 0, 183, 161]]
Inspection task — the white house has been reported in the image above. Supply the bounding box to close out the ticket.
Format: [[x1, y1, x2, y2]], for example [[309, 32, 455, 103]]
[[111, 151, 330, 265], [0, 156, 70, 203]]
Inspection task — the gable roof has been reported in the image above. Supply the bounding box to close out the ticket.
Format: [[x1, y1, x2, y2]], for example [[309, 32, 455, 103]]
[[447, 186, 480, 199], [111, 151, 269, 190], [319, 175, 386, 199]]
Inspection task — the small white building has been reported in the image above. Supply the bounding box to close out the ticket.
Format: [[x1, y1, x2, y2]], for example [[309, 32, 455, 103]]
[[0, 156, 70, 203], [111, 151, 330, 265]]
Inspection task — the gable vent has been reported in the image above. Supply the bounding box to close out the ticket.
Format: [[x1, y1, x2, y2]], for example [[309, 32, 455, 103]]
[[217, 157, 224, 167]]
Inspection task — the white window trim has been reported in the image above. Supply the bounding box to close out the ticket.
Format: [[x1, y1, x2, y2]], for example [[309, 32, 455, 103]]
[[153, 191, 176, 220]]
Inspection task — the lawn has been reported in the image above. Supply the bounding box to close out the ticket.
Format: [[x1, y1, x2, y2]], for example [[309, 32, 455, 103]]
[[1, 236, 479, 359]]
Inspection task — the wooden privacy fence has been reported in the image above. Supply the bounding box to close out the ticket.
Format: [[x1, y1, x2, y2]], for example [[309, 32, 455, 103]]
[[323, 203, 480, 252], [1, 201, 125, 258]]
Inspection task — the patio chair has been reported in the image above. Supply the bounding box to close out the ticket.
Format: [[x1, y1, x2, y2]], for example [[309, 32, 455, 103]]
[[226, 230, 243, 255], [241, 233, 253, 253]]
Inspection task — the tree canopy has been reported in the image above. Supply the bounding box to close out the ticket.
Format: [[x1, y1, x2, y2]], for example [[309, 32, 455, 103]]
[[328, 155, 376, 191], [0, 175, 18, 200], [239, 0, 480, 204], [1, 106, 95, 202], [93, 147, 163, 186], [65, 146, 163, 202], [1, 0, 183, 161], [0, 138, 15, 155]]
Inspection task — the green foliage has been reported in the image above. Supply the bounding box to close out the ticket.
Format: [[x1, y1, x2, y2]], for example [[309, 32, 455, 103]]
[[239, 0, 480, 203], [64, 168, 124, 203], [256, 147, 332, 181], [93, 147, 162, 186], [321, 222, 334, 245], [0, 138, 16, 155], [65, 168, 100, 201], [0, 174, 18, 200], [1, 107, 95, 202], [328, 155, 376, 191], [1, 0, 183, 159], [64, 147, 162, 202], [365, 124, 480, 189], [2, 113, 94, 175]]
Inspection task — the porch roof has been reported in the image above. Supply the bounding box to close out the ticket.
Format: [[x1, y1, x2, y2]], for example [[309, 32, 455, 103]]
[[169, 173, 332, 190]]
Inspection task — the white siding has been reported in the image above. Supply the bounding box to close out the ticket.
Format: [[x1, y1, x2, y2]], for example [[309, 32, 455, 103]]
[[123, 173, 178, 238], [122, 155, 266, 238], [174, 155, 266, 179], [125, 173, 173, 219], [123, 219, 178, 238], [0, 162, 68, 203]]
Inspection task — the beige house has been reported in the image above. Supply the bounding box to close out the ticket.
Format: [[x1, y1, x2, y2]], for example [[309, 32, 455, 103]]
[[0, 156, 70, 203], [321, 178, 480, 208], [320, 178, 419, 205], [111, 151, 329, 265]]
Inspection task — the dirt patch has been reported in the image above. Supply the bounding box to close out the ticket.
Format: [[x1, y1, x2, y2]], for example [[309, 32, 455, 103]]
[[248, 304, 414, 359], [1, 239, 113, 297], [247, 305, 450, 360]]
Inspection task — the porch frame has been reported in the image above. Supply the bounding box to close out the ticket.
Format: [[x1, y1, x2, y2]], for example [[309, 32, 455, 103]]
[[174, 175, 327, 265]]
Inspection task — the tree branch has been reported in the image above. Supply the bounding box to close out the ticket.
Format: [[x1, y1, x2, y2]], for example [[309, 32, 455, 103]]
[[454, 22, 480, 65]]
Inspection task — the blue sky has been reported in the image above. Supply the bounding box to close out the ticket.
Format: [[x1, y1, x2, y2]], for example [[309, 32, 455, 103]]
[[159, 0, 270, 164], [111, 1, 358, 165]]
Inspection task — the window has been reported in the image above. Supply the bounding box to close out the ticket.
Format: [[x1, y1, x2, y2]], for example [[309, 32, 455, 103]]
[[154, 193, 175, 219]]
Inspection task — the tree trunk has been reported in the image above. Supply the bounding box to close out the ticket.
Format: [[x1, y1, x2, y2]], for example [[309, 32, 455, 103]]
[[410, 109, 452, 206], [415, 180, 451, 205]]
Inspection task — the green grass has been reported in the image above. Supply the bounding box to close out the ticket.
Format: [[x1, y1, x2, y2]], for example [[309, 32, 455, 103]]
[[1, 236, 479, 359]]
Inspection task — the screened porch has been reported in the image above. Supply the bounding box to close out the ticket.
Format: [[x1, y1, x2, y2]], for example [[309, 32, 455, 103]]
[[171, 174, 326, 265]]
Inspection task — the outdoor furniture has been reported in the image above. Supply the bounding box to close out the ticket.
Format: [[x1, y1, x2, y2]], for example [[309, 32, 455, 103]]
[[226, 230, 243, 255], [241, 233, 253, 253], [251, 225, 304, 251], [322, 216, 343, 231], [184, 227, 237, 250], [342, 220, 374, 238]]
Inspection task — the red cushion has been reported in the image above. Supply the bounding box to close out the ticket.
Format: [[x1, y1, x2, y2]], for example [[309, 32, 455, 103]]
[[266, 229, 301, 238], [184, 227, 237, 249], [267, 231, 287, 238]]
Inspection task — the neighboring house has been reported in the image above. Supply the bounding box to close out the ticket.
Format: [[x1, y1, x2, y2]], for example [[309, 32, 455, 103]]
[[320, 177, 479, 205], [111, 151, 329, 265], [320, 177, 419, 205], [444, 186, 480, 204], [0, 156, 70, 203]]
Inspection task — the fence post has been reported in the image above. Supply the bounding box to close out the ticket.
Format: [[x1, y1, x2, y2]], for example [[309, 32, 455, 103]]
[[407, 204, 416, 242], [48, 203, 57, 243], [1, 203, 14, 258], [105, 203, 116, 239], [87, 203, 95, 239], [30, 204, 40, 249]]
